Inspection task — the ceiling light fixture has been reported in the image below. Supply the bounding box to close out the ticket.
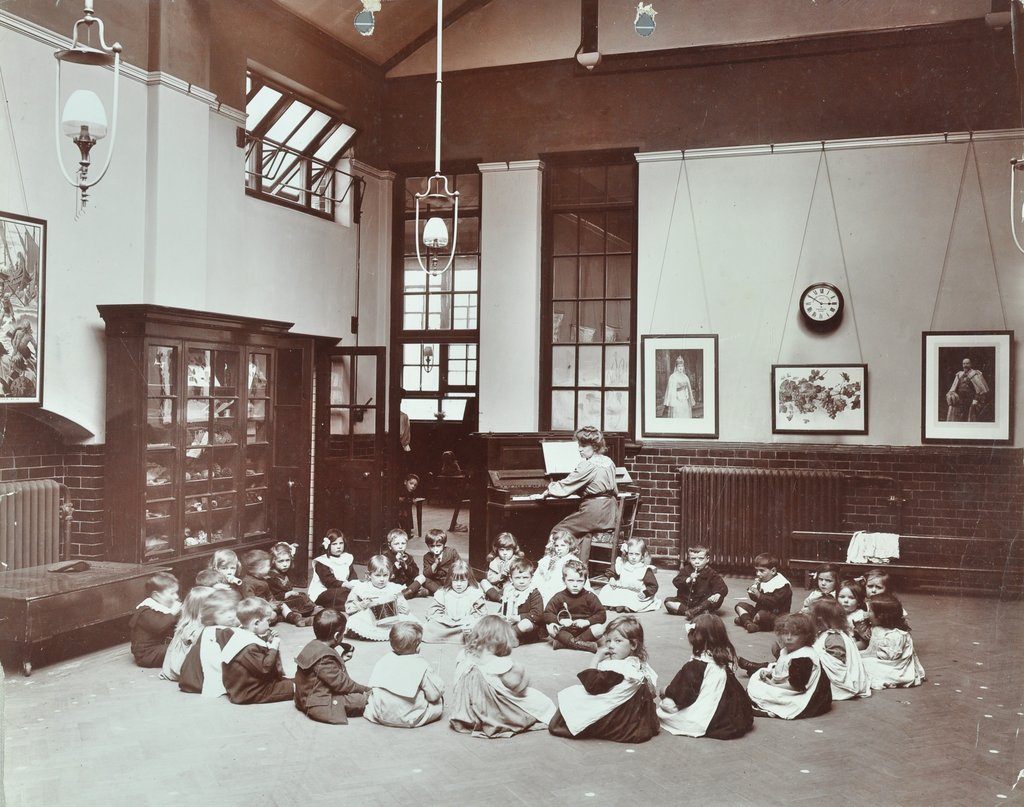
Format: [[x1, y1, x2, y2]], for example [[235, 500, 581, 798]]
[[54, 0, 122, 213], [414, 0, 459, 277]]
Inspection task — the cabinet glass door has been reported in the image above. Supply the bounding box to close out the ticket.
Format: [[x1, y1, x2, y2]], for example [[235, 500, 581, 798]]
[[145, 343, 178, 559]]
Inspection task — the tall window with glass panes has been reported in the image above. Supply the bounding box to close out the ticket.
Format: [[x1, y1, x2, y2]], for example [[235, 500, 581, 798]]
[[542, 159, 637, 434]]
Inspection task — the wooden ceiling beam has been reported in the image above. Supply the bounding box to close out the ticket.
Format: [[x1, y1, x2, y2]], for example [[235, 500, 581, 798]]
[[381, 0, 496, 73]]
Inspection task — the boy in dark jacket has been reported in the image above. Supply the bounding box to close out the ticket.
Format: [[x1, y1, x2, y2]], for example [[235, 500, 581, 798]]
[[733, 552, 792, 633], [294, 609, 369, 724], [543, 559, 606, 652], [129, 572, 181, 667], [664, 544, 729, 620], [222, 597, 293, 704]]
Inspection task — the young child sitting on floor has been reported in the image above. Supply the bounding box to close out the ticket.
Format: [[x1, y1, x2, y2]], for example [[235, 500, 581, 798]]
[[800, 562, 841, 612], [657, 614, 753, 739], [221, 597, 294, 705], [533, 528, 583, 606], [195, 568, 230, 590], [745, 613, 832, 720], [384, 528, 423, 599], [597, 536, 661, 613], [543, 559, 606, 652], [240, 549, 274, 602], [860, 593, 925, 689], [294, 608, 369, 724], [664, 544, 729, 620], [548, 615, 661, 743], [423, 560, 486, 643], [346, 555, 420, 641], [129, 572, 181, 668], [734, 552, 792, 633], [267, 541, 315, 627], [179, 589, 241, 696], [416, 529, 462, 594], [837, 578, 871, 649], [449, 615, 556, 738], [161, 585, 213, 682], [363, 622, 445, 728], [810, 598, 871, 700], [484, 532, 523, 591], [209, 549, 243, 595], [484, 556, 544, 645], [397, 473, 420, 537], [308, 529, 357, 610]]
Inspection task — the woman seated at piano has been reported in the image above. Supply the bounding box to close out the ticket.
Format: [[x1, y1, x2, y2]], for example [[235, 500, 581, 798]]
[[540, 426, 618, 566]]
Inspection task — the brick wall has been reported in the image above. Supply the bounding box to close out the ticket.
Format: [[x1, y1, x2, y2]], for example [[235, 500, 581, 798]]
[[624, 442, 1024, 567], [1, 411, 105, 560]]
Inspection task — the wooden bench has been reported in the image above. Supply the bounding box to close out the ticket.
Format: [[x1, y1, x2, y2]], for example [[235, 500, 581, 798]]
[[787, 530, 1024, 596]]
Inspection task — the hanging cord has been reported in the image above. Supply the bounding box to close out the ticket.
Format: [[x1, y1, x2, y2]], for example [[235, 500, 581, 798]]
[[646, 156, 685, 332], [822, 149, 863, 362], [682, 157, 713, 333], [928, 141, 972, 330], [775, 147, 824, 363], [0, 67, 29, 214], [971, 140, 1010, 329]]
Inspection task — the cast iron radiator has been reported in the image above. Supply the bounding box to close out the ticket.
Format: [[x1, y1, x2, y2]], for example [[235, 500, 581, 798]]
[[0, 480, 63, 570], [678, 467, 844, 570]]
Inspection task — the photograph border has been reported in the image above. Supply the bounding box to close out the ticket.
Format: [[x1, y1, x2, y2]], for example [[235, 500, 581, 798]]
[[641, 333, 719, 439], [921, 330, 1014, 445], [0, 210, 46, 406], [770, 363, 868, 435]]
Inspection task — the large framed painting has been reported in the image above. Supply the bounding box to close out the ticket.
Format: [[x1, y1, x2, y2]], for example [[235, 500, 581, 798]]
[[641, 334, 719, 438], [0, 212, 45, 404], [771, 364, 867, 435], [922, 331, 1014, 444]]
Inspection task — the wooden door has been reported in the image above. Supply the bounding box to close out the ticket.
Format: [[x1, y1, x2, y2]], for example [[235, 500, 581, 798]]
[[314, 346, 386, 563]]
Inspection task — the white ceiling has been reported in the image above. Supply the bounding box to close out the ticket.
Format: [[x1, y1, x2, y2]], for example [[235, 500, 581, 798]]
[[270, 0, 995, 76]]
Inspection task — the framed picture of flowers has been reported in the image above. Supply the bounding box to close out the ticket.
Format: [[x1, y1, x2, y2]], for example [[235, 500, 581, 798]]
[[771, 364, 867, 435]]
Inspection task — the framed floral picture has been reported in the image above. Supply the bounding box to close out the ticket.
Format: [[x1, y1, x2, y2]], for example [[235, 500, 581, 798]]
[[771, 364, 867, 435], [921, 331, 1014, 444], [0, 211, 45, 404], [641, 334, 719, 438]]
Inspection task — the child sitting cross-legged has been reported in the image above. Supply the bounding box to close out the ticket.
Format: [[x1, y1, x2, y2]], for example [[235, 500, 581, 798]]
[[294, 608, 369, 724], [657, 614, 753, 739], [597, 536, 661, 613], [810, 598, 871, 700], [449, 615, 556, 738], [221, 597, 294, 705], [363, 622, 445, 728], [664, 544, 729, 620], [548, 615, 661, 743], [129, 572, 182, 668], [543, 559, 606, 653], [240, 549, 274, 602], [745, 612, 832, 720], [267, 541, 316, 626], [860, 593, 925, 690], [423, 560, 486, 644], [179, 589, 241, 697], [383, 528, 424, 599], [733, 552, 792, 633], [533, 528, 582, 606], [800, 562, 841, 613], [346, 555, 420, 641], [209, 549, 243, 596], [161, 585, 214, 682], [416, 529, 462, 595], [483, 556, 544, 645], [483, 532, 524, 592]]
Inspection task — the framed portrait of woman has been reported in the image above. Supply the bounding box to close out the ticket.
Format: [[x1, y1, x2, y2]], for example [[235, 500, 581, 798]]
[[641, 334, 719, 438]]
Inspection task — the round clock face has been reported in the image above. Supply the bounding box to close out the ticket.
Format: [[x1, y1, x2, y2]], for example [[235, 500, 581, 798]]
[[800, 283, 844, 328]]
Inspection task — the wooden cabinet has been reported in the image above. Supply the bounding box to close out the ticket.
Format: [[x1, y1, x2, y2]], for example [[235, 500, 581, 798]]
[[99, 305, 316, 572]]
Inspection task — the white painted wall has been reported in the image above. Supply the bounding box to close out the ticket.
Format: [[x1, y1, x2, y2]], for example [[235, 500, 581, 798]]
[[0, 19, 381, 441]]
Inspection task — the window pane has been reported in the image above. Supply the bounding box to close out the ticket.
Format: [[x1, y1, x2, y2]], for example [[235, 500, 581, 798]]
[[289, 110, 331, 152], [405, 177, 428, 212], [579, 212, 605, 254], [605, 301, 630, 342], [551, 167, 578, 206], [606, 164, 633, 203], [246, 85, 281, 130], [553, 214, 578, 255], [579, 166, 605, 203], [605, 390, 629, 432], [578, 346, 602, 387], [606, 211, 633, 253], [403, 398, 440, 420], [552, 346, 576, 387], [553, 302, 576, 343], [553, 257, 578, 298], [455, 216, 479, 253], [266, 102, 312, 144], [606, 255, 631, 298], [579, 301, 602, 343], [313, 124, 355, 162], [605, 345, 630, 387], [454, 259, 478, 291], [551, 390, 576, 431], [440, 398, 469, 420], [455, 173, 480, 208], [578, 389, 603, 428], [580, 256, 603, 299]]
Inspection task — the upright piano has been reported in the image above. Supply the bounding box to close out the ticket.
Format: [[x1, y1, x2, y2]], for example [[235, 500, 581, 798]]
[[468, 432, 635, 568]]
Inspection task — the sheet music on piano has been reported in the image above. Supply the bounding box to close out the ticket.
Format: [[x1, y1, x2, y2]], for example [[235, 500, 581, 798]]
[[541, 441, 581, 476]]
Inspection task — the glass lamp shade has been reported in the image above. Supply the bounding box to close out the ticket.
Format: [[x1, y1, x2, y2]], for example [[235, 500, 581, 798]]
[[61, 90, 108, 140], [422, 216, 449, 249]]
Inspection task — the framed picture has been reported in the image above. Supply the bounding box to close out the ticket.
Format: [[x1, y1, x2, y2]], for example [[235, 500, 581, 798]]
[[0, 212, 45, 404], [641, 334, 718, 438], [922, 331, 1014, 444], [771, 364, 867, 435]]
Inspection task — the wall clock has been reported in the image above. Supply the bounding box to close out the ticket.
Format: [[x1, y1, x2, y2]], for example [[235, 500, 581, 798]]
[[799, 282, 844, 331]]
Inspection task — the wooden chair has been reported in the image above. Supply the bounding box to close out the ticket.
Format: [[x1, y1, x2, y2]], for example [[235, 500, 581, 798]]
[[588, 491, 641, 582]]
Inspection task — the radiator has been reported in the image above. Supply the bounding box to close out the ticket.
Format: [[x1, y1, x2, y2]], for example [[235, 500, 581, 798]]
[[679, 467, 844, 570], [0, 480, 63, 571]]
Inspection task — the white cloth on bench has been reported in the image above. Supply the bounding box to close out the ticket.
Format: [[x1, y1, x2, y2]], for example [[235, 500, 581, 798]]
[[847, 531, 900, 564]]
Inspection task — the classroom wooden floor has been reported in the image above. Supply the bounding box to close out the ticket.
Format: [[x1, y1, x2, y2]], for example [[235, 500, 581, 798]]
[[3, 530, 1024, 806]]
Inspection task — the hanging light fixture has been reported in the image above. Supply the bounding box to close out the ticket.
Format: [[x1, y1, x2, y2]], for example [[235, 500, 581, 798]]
[[414, 0, 459, 277], [54, 0, 122, 213], [422, 344, 435, 373]]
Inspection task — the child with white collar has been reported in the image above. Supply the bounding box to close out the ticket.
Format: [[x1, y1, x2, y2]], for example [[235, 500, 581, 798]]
[[733, 552, 792, 634], [597, 537, 661, 613], [129, 572, 181, 668], [221, 597, 294, 704]]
